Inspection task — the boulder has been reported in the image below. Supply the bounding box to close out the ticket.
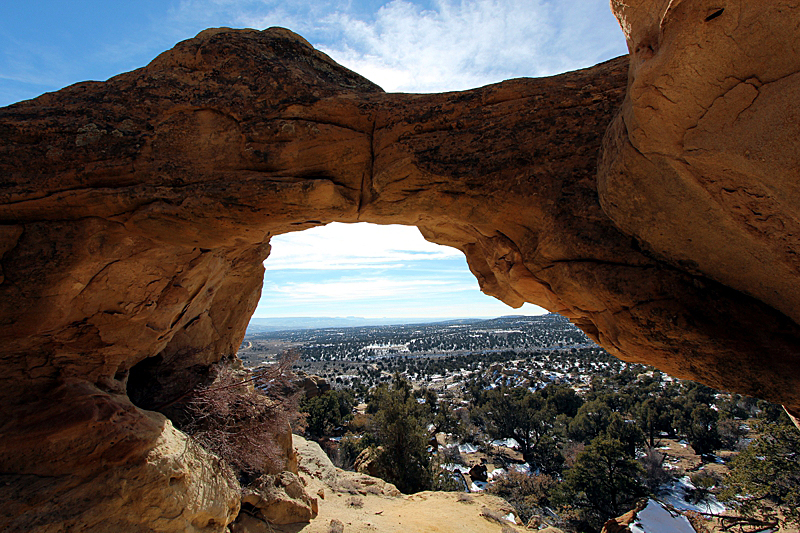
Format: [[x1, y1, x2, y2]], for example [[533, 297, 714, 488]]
[[0, 382, 240, 532], [297, 375, 332, 399], [237, 471, 318, 526], [469, 464, 489, 483], [353, 446, 384, 479], [293, 435, 400, 498]]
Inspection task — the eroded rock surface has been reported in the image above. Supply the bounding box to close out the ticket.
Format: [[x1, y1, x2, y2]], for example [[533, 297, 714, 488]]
[[0, 382, 240, 532], [1, 0, 800, 529]]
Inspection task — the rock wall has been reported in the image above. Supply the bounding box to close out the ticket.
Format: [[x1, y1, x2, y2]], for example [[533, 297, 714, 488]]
[[1, 1, 799, 530]]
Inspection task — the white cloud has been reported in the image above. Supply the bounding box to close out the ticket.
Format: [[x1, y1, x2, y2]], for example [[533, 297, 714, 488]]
[[315, 0, 553, 92], [231, 0, 627, 93], [265, 222, 462, 271], [314, 0, 626, 92], [263, 276, 473, 301]]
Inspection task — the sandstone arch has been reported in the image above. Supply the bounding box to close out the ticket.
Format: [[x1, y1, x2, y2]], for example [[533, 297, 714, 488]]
[[2, 0, 800, 529]]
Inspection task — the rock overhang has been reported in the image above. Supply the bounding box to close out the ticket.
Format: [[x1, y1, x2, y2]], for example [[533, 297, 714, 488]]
[[1, 3, 800, 529]]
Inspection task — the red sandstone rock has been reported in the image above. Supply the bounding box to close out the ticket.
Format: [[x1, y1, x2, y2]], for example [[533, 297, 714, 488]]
[[1, 1, 799, 530]]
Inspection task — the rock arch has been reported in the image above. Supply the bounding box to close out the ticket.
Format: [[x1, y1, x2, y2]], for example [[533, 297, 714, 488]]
[[2, 1, 800, 529]]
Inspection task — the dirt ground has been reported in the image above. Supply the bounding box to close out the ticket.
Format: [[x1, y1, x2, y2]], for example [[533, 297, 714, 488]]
[[265, 436, 527, 533]]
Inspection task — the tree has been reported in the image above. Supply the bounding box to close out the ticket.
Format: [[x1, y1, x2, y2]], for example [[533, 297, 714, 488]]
[[478, 386, 564, 475], [636, 396, 676, 447], [367, 376, 435, 493], [682, 404, 721, 456], [556, 436, 648, 530], [720, 418, 800, 528], [541, 383, 584, 418], [568, 398, 612, 444], [300, 388, 355, 439], [431, 398, 465, 439], [604, 412, 645, 457]]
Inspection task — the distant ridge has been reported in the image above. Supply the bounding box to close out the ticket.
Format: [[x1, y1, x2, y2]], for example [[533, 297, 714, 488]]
[[245, 313, 554, 333]]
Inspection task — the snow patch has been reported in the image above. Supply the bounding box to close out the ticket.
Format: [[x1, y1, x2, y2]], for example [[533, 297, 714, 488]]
[[629, 500, 695, 533], [660, 477, 727, 515], [458, 443, 478, 454], [491, 438, 520, 449], [441, 463, 470, 474], [511, 463, 531, 475], [469, 481, 487, 492], [487, 468, 506, 481]]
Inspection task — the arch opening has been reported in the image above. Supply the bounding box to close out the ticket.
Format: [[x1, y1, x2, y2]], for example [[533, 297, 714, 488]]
[[255, 222, 547, 323]]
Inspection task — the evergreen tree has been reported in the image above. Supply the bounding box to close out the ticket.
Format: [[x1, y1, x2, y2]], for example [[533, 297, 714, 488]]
[[541, 383, 584, 418], [479, 386, 564, 475], [635, 396, 676, 448], [556, 436, 647, 530], [604, 412, 645, 457], [682, 404, 721, 456], [720, 417, 800, 528], [300, 389, 355, 439], [568, 398, 612, 444], [368, 376, 434, 493]]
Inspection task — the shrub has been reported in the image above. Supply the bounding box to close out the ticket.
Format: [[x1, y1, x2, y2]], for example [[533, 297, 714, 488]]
[[720, 418, 800, 528], [175, 351, 302, 479], [687, 471, 721, 506], [639, 448, 673, 493], [487, 470, 556, 523]]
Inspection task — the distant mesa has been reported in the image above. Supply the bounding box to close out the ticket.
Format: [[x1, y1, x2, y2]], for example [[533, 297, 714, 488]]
[[246, 315, 515, 332]]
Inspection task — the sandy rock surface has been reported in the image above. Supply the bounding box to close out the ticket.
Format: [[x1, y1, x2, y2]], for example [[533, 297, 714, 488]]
[[264, 436, 522, 533]]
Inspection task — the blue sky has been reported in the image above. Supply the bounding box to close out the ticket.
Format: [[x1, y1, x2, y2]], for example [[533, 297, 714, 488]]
[[1, 0, 628, 319]]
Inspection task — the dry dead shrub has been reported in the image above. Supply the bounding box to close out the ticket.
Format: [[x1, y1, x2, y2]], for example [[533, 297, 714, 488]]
[[639, 447, 674, 493], [683, 511, 712, 533], [346, 496, 364, 508], [487, 470, 556, 524], [175, 351, 303, 478]]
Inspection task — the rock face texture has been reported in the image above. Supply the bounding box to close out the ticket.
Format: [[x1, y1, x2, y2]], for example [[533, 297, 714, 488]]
[[1, 1, 799, 530], [0, 383, 241, 532]]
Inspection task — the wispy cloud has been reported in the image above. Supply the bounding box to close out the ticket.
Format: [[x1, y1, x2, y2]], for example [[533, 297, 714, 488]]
[[314, 0, 555, 92], [265, 223, 462, 271], [235, 0, 627, 92], [263, 276, 473, 302]]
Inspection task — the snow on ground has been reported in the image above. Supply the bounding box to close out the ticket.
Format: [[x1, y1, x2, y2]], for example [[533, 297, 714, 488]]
[[629, 499, 695, 533], [441, 463, 471, 474], [491, 438, 520, 449], [458, 443, 479, 454], [470, 481, 488, 492], [510, 463, 531, 475], [487, 468, 506, 481], [660, 477, 727, 515]]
